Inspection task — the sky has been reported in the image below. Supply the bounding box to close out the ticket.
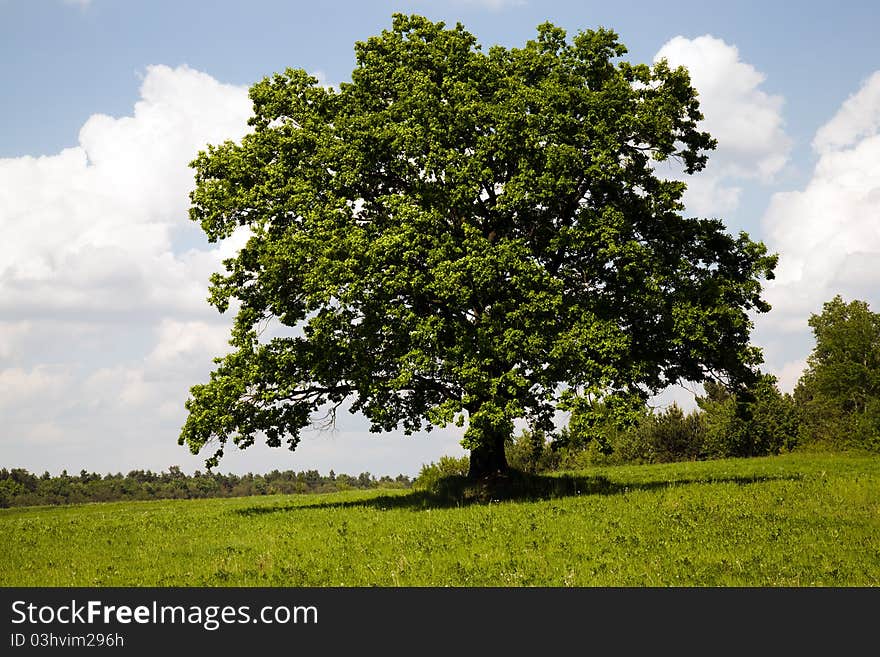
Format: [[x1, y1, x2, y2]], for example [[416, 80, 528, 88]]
[[1, 0, 879, 477]]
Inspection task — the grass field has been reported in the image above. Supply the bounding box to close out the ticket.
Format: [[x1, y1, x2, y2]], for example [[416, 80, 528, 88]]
[[2, 452, 878, 586]]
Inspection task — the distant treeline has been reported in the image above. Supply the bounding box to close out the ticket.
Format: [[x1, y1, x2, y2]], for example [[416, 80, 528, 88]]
[[0, 466, 412, 508]]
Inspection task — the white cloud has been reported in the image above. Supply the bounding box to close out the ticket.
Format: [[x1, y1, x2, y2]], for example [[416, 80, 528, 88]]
[[775, 359, 808, 394], [755, 71, 880, 377], [0, 64, 251, 319], [0, 366, 72, 409], [654, 36, 792, 215], [0, 321, 32, 361], [813, 71, 880, 153], [83, 366, 153, 409], [147, 319, 232, 369], [0, 65, 256, 473]]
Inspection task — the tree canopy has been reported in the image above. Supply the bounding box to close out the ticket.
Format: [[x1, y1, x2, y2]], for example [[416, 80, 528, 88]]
[[179, 14, 777, 477], [795, 295, 880, 450]]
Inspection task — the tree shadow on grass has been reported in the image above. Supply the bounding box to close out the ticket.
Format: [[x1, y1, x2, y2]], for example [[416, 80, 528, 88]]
[[233, 470, 804, 516]]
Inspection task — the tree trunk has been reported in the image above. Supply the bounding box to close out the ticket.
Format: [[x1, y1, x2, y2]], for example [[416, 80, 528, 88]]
[[467, 426, 509, 479]]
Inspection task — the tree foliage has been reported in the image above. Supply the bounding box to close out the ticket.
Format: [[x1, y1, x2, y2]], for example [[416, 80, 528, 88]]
[[549, 375, 797, 466], [179, 14, 777, 477], [697, 376, 799, 458], [795, 295, 880, 450]]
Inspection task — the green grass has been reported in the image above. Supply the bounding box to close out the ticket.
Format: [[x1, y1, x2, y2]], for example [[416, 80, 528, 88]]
[[2, 452, 878, 586]]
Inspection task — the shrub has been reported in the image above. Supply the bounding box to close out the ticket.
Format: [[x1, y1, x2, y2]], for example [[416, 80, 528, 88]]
[[635, 403, 706, 463], [412, 456, 469, 491], [699, 376, 799, 458], [506, 429, 563, 473]]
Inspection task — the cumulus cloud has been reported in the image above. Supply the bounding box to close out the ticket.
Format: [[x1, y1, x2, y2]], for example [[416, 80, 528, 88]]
[[0, 65, 253, 472], [147, 319, 232, 368], [0, 65, 252, 319], [654, 36, 792, 215], [0, 364, 81, 460], [755, 70, 880, 379], [0, 321, 32, 361], [813, 71, 880, 153], [0, 366, 72, 409]]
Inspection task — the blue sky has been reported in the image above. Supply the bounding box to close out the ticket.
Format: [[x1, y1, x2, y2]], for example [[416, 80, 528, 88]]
[[1, 0, 879, 476]]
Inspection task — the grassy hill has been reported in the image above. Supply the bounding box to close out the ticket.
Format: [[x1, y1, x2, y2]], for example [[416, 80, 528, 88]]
[[2, 452, 878, 586]]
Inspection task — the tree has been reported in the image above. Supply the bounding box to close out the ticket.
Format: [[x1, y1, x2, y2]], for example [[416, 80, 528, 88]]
[[698, 375, 799, 458], [795, 295, 880, 450], [179, 14, 777, 479]]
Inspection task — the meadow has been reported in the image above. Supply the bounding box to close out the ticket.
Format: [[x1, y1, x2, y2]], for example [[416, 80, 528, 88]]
[[2, 452, 878, 586]]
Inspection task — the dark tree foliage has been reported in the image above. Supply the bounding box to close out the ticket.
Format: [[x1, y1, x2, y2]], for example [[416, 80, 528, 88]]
[[180, 14, 776, 478]]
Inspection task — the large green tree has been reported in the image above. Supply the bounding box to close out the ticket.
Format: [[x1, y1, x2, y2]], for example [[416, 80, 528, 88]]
[[795, 295, 880, 450], [179, 14, 776, 478]]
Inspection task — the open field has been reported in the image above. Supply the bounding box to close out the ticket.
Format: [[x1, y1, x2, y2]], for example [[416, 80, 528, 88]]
[[2, 452, 878, 586]]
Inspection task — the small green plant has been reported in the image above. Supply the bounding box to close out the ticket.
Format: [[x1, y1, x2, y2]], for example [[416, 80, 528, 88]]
[[412, 456, 469, 491]]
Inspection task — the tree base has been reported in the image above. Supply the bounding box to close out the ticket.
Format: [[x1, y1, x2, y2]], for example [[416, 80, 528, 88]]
[[467, 441, 509, 480]]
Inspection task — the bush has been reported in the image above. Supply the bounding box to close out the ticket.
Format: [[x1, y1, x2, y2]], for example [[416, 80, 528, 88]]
[[699, 376, 799, 458], [556, 400, 704, 465], [412, 456, 469, 491], [634, 404, 706, 463], [506, 430, 563, 473]]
